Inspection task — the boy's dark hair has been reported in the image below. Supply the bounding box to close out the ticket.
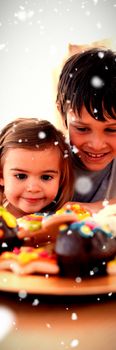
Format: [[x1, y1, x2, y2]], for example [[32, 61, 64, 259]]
[[56, 48, 116, 123]]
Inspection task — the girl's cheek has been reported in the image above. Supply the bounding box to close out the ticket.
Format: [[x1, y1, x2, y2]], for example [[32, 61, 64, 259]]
[[4, 180, 17, 193], [4, 186, 12, 195]]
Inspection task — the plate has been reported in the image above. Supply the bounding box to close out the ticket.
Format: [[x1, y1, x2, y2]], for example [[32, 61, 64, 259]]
[[0, 271, 116, 295]]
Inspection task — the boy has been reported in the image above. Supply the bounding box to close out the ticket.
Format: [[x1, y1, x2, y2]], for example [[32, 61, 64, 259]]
[[56, 48, 116, 211]]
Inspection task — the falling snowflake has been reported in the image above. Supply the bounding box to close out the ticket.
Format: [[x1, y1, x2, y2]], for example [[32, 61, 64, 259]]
[[85, 11, 90, 16], [18, 289, 27, 299], [71, 115, 76, 122], [32, 298, 40, 306], [90, 76, 104, 88], [93, 108, 98, 114], [93, 0, 98, 5], [18, 139, 22, 143], [70, 338, 79, 348], [71, 145, 79, 154], [90, 270, 94, 276], [0, 306, 16, 341], [38, 131, 46, 139], [14, 10, 34, 22], [0, 43, 7, 50], [98, 51, 104, 59], [61, 340, 65, 345], [1, 242, 8, 248], [67, 229, 72, 235], [64, 149, 69, 158], [25, 47, 29, 53], [38, 8, 44, 13], [53, 8, 58, 13], [75, 176, 93, 195], [46, 323, 51, 328], [71, 312, 78, 321], [3, 277, 7, 283], [96, 22, 102, 29], [75, 277, 82, 283], [102, 199, 109, 207]]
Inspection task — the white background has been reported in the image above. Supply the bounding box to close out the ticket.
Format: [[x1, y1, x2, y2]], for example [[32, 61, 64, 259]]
[[0, 0, 116, 128]]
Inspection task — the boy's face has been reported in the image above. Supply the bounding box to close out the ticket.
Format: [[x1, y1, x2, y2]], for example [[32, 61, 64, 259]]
[[1, 147, 61, 217], [67, 105, 116, 171]]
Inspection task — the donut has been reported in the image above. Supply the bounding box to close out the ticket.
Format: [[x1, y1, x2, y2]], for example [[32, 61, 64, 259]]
[[56, 202, 91, 221], [0, 204, 91, 251], [107, 259, 116, 275], [0, 204, 116, 278], [55, 220, 116, 277], [0, 206, 23, 253], [0, 245, 59, 275], [17, 203, 91, 245]]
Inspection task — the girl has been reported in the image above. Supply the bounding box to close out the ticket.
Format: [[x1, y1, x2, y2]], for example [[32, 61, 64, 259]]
[[0, 118, 74, 218]]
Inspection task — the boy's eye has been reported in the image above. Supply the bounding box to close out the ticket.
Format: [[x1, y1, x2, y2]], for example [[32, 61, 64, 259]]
[[75, 127, 89, 132], [105, 128, 116, 133], [15, 174, 27, 180], [41, 174, 53, 181]]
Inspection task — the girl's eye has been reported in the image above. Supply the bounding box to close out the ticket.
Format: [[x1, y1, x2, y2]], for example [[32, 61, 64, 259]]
[[15, 174, 27, 180], [41, 174, 53, 181]]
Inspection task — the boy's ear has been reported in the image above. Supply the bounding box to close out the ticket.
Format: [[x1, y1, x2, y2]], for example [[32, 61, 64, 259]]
[[0, 179, 4, 186], [56, 102, 67, 133], [62, 116, 67, 128]]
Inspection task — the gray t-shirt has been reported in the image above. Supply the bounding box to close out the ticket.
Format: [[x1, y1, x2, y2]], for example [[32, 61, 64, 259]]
[[72, 156, 116, 203]]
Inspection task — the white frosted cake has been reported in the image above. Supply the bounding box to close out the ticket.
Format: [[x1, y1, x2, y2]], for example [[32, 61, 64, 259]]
[[91, 204, 116, 237]]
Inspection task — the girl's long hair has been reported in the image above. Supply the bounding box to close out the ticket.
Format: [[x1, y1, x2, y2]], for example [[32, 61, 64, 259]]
[[0, 117, 74, 212]]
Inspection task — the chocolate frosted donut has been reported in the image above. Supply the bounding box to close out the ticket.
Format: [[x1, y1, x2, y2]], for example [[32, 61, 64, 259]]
[[55, 221, 116, 277]]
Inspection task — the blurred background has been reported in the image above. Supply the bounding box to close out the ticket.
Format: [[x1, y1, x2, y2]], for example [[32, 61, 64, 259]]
[[0, 0, 116, 129]]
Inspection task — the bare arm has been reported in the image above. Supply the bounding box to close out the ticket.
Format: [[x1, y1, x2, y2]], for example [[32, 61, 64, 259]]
[[65, 199, 116, 214], [78, 198, 116, 213]]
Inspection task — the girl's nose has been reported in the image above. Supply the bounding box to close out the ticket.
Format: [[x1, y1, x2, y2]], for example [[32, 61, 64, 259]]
[[27, 180, 41, 192]]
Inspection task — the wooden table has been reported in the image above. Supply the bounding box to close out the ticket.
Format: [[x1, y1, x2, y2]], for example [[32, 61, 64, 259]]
[[0, 272, 116, 350]]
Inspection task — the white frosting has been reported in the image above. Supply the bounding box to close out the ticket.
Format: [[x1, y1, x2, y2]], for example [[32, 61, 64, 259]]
[[91, 204, 116, 237]]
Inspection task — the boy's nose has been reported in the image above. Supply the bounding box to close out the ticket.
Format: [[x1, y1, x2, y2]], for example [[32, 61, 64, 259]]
[[87, 134, 106, 151]]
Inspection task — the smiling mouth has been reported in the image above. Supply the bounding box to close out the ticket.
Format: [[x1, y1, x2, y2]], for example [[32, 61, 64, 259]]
[[83, 151, 110, 160], [23, 197, 44, 202]]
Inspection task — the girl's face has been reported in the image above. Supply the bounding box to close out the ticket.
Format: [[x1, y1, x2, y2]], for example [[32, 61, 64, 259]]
[[67, 105, 116, 171], [1, 147, 61, 217]]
